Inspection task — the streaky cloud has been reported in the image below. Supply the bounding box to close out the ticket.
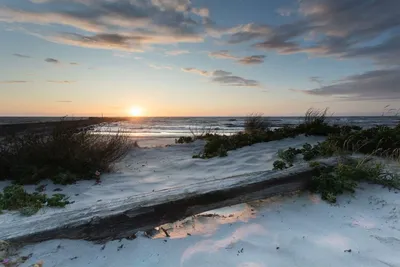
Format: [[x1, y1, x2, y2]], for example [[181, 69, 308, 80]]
[[182, 68, 261, 87], [45, 58, 60, 64], [13, 53, 31, 58]]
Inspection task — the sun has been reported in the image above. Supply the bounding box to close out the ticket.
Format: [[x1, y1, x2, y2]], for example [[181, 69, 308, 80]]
[[129, 106, 142, 117]]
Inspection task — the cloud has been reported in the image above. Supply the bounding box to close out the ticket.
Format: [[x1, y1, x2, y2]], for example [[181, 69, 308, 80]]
[[220, 1, 400, 98], [113, 52, 132, 58], [148, 64, 172, 70], [309, 76, 324, 87], [0, 0, 212, 51], [165, 50, 190, 56], [237, 55, 266, 65], [47, 80, 76, 83], [192, 7, 209, 18], [182, 68, 260, 87], [302, 68, 400, 101], [220, 1, 400, 66], [0, 80, 29, 84], [70, 62, 79, 65], [248, 1, 400, 63], [45, 58, 60, 64], [0, 7, 104, 33], [209, 51, 266, 65], [209, 50, 238, 60], [182, 67, 210, 76], [227, 23, 271, 44], [213, 70, 232, 76], [13, 53, 30, 58], [343, 35, 400, 66], [211, 71, 260, 87], [49, 33, 145, 52], [56, 100, 73, 103], [276, 7, 294, 17]]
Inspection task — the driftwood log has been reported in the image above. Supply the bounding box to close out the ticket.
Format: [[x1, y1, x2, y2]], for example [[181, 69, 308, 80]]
[[0, 158, 340, 245]]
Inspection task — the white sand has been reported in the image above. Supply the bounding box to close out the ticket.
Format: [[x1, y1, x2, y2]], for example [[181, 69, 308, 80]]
[[16, 184, 400, 267], [2, 135, 400, 266], [0, 135, 324, 221]]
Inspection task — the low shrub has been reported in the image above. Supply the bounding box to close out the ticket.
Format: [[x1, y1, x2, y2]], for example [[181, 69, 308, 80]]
[[196, 124, 347, 160], [194, 108, 399, 160], [277, 147, 302, 166], [325, 125, 400, 157], [301, 142, 338, 161], [273, 160, 287, 170], [274, 142, 338, 168], [309, 165, 357, 203], [218, 144, 228, 157], [0, 122, 133, 184], [308, 159, 400, 203], [194, 108, 362, 159], [47, 193, 70, 208], [198, 131, 273, 158], [0, 184, 70, 215]]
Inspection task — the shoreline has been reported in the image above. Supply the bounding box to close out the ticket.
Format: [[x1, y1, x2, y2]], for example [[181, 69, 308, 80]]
[[0, 117, 131, 137]]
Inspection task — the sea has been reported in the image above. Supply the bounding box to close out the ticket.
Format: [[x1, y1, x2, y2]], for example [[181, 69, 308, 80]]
[[1, 116, 399, 145]]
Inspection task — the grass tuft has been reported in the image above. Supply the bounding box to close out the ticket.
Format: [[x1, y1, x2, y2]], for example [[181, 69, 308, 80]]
[[175, 126, 218, 144], [277, 148, 302, 166], [197, 107, 400, 160], [0, 122, 133, 184], [304, 108, 329, 126], [308, 158, 400, 203], [195, 108, 355, 159], [244, 113, 270, 134], [273, 160, 287, 170], [0, 184, 70, 215], [175, 136, 194, 144]]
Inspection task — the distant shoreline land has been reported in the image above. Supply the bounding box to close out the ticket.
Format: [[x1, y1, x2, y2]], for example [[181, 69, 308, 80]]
[[0, 117, 131, 136], [1, 114, 399, 138]]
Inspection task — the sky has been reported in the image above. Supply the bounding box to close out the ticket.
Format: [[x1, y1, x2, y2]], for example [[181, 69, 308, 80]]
[[0, 0, 399, 117]]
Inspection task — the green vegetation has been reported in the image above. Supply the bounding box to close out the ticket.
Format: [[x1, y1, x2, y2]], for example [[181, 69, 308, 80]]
[[274, 142, 339, 168], [271, 121, 400, 203], [192, 108, 362, 159], [326, 124, 400, 158], [191, 108, 399, 160], [175, 126, 219, 145], [0, 122, 132, 185], [273, 123, 400, 169], [0, 184, 70, 215], [244, 113, 270, 134], [186, 108, 400, 204], [273, 160, 287, 170], [277, 147, 302, 166], [175, 136, 194, 144], [193, 131, 272, 158], [308, 159, 400, 203]]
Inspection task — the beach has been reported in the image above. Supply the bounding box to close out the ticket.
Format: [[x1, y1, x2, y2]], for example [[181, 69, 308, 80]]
[[0, 135, 324, 226], [2, 116, 399, 147], [0, 118, 399, 267], [3, 0, 400, 265], [11, 184, 400, 267]]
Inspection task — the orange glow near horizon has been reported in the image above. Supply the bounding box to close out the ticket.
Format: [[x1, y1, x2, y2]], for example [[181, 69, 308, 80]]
[[129, 106, 143, 117]]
